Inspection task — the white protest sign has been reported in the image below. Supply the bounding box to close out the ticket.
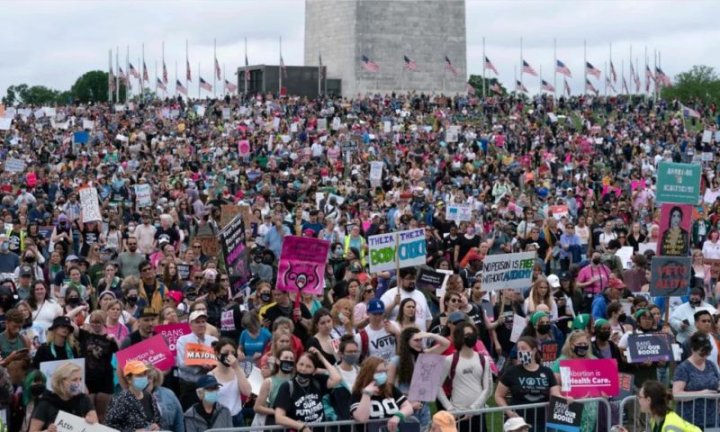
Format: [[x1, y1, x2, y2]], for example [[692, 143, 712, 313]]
[[446, 125, 460, 143], [369, 229, 427, 273], [332, 117, 341, 130], [446, 203, 472, 222], [368, 233, 397, 273], [4, 158, 26, 173], [79, 188, 102, 222], [317, 118, 327, 131], [703, 152, 714, 162], [616, 246, 634, 270], [222, 108, 231, 120], [369, 161, 383, 187], [290, 123, 298, 133], [273, 117, 280, 131], [703, 130, 713, 143], [40, 358, 85, 391], [397, 228, 426, 269], [55, 410, 118, 432], [480, 251, 537, 291], [82, 119, 95, 130], [510, 315, 527, 343], [134, 184, 152, 208], [0, 118, 12, 130], [383, 121, 391, 133]]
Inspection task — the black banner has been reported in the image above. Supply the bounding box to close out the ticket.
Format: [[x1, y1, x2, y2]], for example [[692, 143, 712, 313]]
[[219, 213, 249, 296], [626, 333, 673, 363], [547, 396, 583, 432]]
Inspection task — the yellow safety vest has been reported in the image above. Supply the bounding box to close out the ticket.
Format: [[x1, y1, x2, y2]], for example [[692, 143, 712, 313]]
[[650, 411, 702, 432], [344, 235, 367, 267]]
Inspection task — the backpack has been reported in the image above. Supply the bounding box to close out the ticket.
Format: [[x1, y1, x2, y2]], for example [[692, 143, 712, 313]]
[[442, 351, 487, 397]]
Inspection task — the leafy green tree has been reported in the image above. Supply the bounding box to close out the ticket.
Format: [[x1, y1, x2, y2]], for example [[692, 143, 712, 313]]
[[661, 65, 720, 105], [468, 74, 506, 95], [21, 85, 60, 105], [71, 70, 111, 103]]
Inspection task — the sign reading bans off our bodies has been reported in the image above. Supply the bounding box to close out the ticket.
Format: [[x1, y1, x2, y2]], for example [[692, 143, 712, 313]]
[[480, 251, 536, 291], [368, 229, 427, 273]]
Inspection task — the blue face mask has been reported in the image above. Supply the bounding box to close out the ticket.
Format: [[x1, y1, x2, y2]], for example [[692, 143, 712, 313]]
[[203, 390, 219, 404], [132, 377, 149, 391], [373, 372, 387, 386]]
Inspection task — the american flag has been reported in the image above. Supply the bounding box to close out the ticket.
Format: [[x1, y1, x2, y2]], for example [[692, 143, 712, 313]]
[[245, 54, 250, 80], [109, 66, 115, 92], [162, 62, 168, 84], [622, 76, 629, 94], [199, 77, 212, 92], [564, 78, 571, 97], [215, 58, 222, 80], [156, 77, 166, 91], [361, 55, 380, 72], [404, 55, 417, 71], [280, 55, 287, 77], [585, 78, 598, 95], [490, 82, 503, 94], [118, 67, 127, 82], [556, 60, 571, 78], [522, 60, 537, 76], [645, 65, 654, 92], [630, 63, 640, 91], [445, 56, 459, 76], [466, 82, 476, 95], [176, 80, 187, 95], [142, 61, 149, 82], [681, 104, 701, 119], [586, 62, 601, 79], [186, 59, 192, 82], [516, 80, 528, 93], [610, 61, 617, 83], [484, 56, 498, 75], [129, 63, 140, 79], [605, 76, 616, 93], [225, 79, 238, 93], [541, 80, 555, 92], [656, 67, 671, 86]]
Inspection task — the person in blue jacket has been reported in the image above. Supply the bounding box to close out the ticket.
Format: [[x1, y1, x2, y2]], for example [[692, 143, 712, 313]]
[[591, 276, 626, 320]]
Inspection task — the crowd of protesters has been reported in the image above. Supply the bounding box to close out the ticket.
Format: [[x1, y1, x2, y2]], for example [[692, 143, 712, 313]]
[[0, 90, 716, 432]]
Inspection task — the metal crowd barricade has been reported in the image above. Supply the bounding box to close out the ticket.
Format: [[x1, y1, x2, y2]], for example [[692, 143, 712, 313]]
[[618, 393, 720, 432]]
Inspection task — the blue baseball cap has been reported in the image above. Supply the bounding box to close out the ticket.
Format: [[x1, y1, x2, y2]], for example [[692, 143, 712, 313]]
[[368, 299, 385, 315]]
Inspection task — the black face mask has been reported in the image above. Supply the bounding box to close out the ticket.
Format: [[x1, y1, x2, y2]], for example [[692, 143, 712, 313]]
[[280, 360, 295, 374], [218, 353, 231, 367], [463, 334, 478, 348], [537, 324, 551, 335], [618, 313, 627, 323], [260, 293, 272, 303], [597, 331, 611, 342], [30, 383, 45, 397], [67, 297, 80, 307], [125, 296, 138, 306], [25, 257, 35, 263], [592, 257, 601, 265]]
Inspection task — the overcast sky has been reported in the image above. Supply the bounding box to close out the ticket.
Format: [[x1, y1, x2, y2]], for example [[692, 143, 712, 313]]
[[1, 0, 717, 99]]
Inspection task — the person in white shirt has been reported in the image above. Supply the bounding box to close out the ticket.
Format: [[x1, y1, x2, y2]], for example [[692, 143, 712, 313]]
[[134, 213, 157, 256], [176, 310, 219, 386], [702, 231, 720, 260], [670, 287, 717, 344], [380, 268, 432, 332], [598, 222, 618, 251], [354, 299, 398, 361]]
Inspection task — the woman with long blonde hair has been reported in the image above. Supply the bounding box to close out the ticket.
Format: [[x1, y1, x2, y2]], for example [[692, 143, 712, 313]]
[[523, 277, 558, 320]]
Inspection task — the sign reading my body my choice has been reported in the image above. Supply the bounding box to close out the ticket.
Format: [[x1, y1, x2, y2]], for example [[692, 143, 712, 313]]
[[368, 229, 427, 273]]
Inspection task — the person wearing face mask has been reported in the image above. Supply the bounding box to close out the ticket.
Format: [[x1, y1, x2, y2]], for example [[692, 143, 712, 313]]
[[105, 360, 162, 432], [513, 311, 564, 367], [28, 363, 97, 432], [575, 252, 612, 313], [183, 374, 233, 432], [351, 356, 414, 432], [618, 309, 665, 389], [670, 287, 717, 344], [672, 331, 720, 429], [495, 336, 561, 431], [591, 319, 625, 367], [21, 370, 46, 432], [381, 267, 433, 331], [209, 338, 252, 426], [254, 347, 295, 427]]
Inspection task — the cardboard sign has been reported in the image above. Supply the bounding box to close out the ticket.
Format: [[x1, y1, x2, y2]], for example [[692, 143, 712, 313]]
[[79, 187, 102, 222], [116, 334, 174, 372], [510, 314, 527, 343], [616, 246, 634, 270], [407, 354, 445, 402], [480, 252, 536, 291], [626, 333, 673, 363], [547, 396, 583, 432], [558, 358, 619, 398], [657, 204, 692, 256], [195, 235, 219, 258], [184, 342, 218, 367], [40, 358, 85, 391], [55, 411, 118, 432], [656, 161, 701, 204], [649, 256, 691, 297], [446, 203, 473, 222], [369, 161, 383, 187], [276, 236, 330, 295], [155, 323, 191, 356], [134, 184, 152, 208], [4, 158, 26, 173], [368, 229, 427, 273]]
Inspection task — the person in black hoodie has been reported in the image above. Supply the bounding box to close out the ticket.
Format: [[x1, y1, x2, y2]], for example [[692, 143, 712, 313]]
[[29, 362, 97, 432]]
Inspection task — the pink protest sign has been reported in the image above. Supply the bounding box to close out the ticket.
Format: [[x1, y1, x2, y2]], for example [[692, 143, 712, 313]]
[[116, 334, 175, 372], [238, 140, 250, 157], [558, 358, 619, 398], [276, 236, 330, 296], [155, 323, 191, 356]]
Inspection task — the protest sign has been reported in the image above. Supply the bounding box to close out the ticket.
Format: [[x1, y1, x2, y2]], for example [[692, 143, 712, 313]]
[[558, 358, 619, 398], [55, 411, 118, 432], [446, 203, 472, 222], [238, 139, 251, 157], [480, 252, 536, 291], [407, 354, 445, 402], [649, 256, 691, 297], [656, 161, 701, 204], [550, 205, 569, 220], [626, 333, 673, 363], [40, 359, 85, 391], [82, 119, 95, 130], [616, 246, 634, 270], [510, 314, 526, 343], [237, 360, 265, 395], [656, 204, 692, 256], [220, 213, 250, 292], [618, 373, 635, 399], [0, 118, 12, 130], [4, 158, 26, 173], [220, 204, 242, 228], [276, 236, 330, 295], [155, 323, 191, 356], [196, 235, 219, 258], [703, 130, 713, 143], [79, 187, 102, 222], [116, 334, 174, 372], [73, 131, 89, 144], [446, 125, 460, 143], [317, 118, 327, 131], [547, 396, 583, 432], [184, 343, 218, 367], [415, 268, 448, 297], [368, 229, 427, 273], [397, 228, 426, 269], [369, 161, 383, 187], [639, 242, 657, 255], [134, 184, 152, 208], [540, 341, 559, 367]]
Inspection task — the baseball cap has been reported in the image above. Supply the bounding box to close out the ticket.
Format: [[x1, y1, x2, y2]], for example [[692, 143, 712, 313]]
[[123, 360, 149, 377], [547, 274, 560, 289], [166, 291, 183, 304], [367, 299, 385, 315], [608, 277, 626, 290], [189, 310, 208, 322], [448, 310, 466, 325], [432, 411, 457, 432], [197, 374, 222, 389], [572, 313, 591, 330], [65, 255, 80, 263], [19, 265, 33, 277], [139, 307, 159, 318], [504, 418, 531, 432], [530, 311, 548, 326], [49, 316, 74, 331]]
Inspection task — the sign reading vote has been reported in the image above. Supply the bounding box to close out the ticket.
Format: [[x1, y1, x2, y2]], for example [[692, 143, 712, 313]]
[[656, 161, 701, 204], [626, 333, 674, 363], [480, 251, 536, 291], [368, 229, 427, 273]]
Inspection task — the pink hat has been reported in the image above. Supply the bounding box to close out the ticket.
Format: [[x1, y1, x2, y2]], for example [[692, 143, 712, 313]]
[[166, 290, 183, 304]]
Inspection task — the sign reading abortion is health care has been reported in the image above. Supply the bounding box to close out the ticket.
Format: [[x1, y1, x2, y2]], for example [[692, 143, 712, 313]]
[[480, 251, 536, 291], [368, 229, 427, 273]]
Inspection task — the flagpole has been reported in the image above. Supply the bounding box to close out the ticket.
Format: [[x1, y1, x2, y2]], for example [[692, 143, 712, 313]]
[[279, 36, 283, 96], [107, 49, 112, 102], [644, 46, 648, 97], [244, 37, 248, 95], [514, 66, 517, 95], [198, 61, 201, 99], [125, 46, 130, 102], [115, 46, 120, 102], [609, 42, 613, 84], [539, 65, 543, 95], [186, 39, 189, 93], [519, 37, 523, 90], [318, 52, 322, 97], [629, 45, 633, 95], [654, 49, 658, 102], [553, 38, 557, 99], [137, 55, 142, 98], [482, 36, 486, 98], [154, 61, 158, 97], [583, 40, 587, 96], [213, 38, 217, 98], [175, 61, 178, 98], [604, 61, 608, 97], [141, 43, 145, 100], [621, 59, 624, 95]]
